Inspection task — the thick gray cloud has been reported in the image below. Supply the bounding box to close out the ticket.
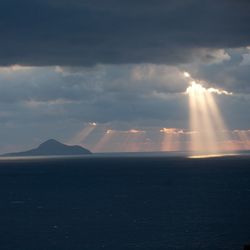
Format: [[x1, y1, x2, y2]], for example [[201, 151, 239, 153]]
[[0, 65, 188, 124], [185, 48, 250, 93], [1, 0, 250, 66], [0, 61, 249, 130]]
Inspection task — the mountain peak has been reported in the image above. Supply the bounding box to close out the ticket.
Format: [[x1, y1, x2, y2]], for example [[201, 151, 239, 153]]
[[2, 139, 91, 157], [39, 139, 63, 147], [42, 139, 60, 144]]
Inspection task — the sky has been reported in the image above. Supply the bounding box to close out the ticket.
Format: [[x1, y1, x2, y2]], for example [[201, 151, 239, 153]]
[[0, 0, 250, 153]]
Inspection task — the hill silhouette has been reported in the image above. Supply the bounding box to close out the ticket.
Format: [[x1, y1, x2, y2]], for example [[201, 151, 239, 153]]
[[2, 139, 91, 157]]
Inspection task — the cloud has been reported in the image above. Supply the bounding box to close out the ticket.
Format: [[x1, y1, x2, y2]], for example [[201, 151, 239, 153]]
[[160, 128, 184, 134], [186, 48, 250, 93], [0, 59, 249, 130], [0, 64, 189, 105], [1, 0, 250, 66], [0, 64, 190, 129]]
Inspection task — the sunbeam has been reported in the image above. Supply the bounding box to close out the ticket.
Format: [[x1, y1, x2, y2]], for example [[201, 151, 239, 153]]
[[68, 122, 97, 145], [160, 128, 182, 152], [185, 73, 232, 157], [93, 129, 114, 152]]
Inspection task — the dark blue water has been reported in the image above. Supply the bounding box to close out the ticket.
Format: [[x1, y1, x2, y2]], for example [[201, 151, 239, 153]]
[[0, 156, 250, 250]]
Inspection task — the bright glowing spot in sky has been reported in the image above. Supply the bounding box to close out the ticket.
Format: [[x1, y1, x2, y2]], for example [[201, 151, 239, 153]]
[[185, 72, 232, 96], [184, 72, 191, 78], [160, 128, 184, 134], [207, 88, 232, 95], [128, 129, 145, 134]]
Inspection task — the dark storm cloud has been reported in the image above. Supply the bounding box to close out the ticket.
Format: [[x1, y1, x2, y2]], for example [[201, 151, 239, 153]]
[[0, 66, 189, 127], [0, 65, 187, 104], [188, 48, 250, 93], [1, 0, 250, 66]]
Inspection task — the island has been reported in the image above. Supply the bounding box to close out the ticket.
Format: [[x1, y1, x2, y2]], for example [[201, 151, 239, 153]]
[[2, 139, 91, 157]]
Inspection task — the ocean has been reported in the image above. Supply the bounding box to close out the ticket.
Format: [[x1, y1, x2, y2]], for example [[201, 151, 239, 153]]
[[0, 155, 249, 250]]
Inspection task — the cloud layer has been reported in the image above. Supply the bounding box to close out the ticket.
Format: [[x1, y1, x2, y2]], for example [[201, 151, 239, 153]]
[[1, 1, 250, 153], [1, 0, 250, 66]]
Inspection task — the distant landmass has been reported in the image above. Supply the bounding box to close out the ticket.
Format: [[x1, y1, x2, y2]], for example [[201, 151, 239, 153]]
[[2, 139, 91, 157]]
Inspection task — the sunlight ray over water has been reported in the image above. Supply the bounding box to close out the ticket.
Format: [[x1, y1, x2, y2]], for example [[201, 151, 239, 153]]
[[68, 122, 97, 145], [185, 73, 232, 156]]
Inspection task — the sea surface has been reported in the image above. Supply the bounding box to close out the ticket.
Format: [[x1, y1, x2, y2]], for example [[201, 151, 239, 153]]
[[0, 155, 250, 250]]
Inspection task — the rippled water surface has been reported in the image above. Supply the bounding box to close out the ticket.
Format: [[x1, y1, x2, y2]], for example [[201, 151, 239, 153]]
[[0, 156, 249, 250]]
